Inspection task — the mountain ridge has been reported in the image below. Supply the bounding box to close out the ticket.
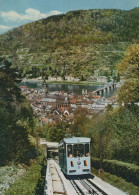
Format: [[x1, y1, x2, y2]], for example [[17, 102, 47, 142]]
[[0, 8, 138, 79]]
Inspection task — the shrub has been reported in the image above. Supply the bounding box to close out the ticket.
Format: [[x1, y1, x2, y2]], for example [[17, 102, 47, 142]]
[[91, 158, 139, 186], [4, 156, 47, 195]]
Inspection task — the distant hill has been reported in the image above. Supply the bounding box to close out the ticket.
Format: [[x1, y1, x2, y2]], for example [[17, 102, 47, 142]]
[[0, 8, 138, 79]]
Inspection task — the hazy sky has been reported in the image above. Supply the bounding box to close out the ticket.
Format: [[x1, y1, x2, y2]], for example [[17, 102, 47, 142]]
[[0, 0, 138, 34]]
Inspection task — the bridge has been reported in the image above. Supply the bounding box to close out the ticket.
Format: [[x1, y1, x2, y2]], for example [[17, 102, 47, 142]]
[[93, 82, 117, 95]]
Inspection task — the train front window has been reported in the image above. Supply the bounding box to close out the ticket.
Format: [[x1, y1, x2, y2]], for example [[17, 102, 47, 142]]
[[73, 144, 84, 157], [67, 144, 73, 157], [85, 144, 90, 156]]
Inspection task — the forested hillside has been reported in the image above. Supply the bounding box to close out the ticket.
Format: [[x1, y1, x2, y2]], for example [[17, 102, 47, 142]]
[[0, 56, 36, 165], [0, 8, 138, 78]]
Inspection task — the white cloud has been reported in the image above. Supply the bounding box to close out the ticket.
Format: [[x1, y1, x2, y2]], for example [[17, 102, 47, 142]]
[[46, 10, 62, 17], [0, 24, 11, 31], [0, 9, 62, 23]]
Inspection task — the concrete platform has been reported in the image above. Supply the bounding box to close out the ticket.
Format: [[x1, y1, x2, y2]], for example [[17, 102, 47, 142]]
[[44, 160, 77, 195], [91, 175, 127, 195]]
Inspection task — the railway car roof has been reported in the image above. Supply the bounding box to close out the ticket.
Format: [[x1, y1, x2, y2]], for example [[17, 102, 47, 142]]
[[62, 137, 91, 144]]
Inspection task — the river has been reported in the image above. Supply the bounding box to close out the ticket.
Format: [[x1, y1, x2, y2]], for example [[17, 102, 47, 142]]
[[20, 82, 117, 98]]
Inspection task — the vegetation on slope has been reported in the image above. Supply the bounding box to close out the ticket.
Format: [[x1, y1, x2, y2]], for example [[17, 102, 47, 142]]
[[0, 165, 26, 194], [4, 156, 46, 195], [0, 56, 36, 165], [117, 44, 139, 106], [0, 8, 138, 78], [40, 44, 139, 165]]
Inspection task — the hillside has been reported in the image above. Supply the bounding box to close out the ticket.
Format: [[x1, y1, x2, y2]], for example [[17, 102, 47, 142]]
[[0, 8, 139, 79]]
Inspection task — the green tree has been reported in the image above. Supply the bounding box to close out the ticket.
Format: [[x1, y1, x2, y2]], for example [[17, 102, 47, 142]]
[[41, 123, 65, 142], [0, 56, 34, 165], [87, 106, 139, 164], [70, 108, 90, 137], [117, 44, 139, 106]]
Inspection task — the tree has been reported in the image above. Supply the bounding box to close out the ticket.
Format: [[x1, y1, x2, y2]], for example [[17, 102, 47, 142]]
[[87, 106, 139, 163], [41, 123, 65, 142], [47, 126, 65, 142], [0, 56, 34, 165], [70, 108, 90, 137], [117, 44, 139, 106]]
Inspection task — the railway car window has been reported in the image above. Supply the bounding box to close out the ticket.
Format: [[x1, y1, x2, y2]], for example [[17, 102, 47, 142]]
[[73, 144, 84, 157], [85, 144, 89, 156], [67, 145, 73, 157]]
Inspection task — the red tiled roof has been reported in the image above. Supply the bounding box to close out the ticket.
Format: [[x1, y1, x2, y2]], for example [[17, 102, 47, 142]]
[[42, 118, 49, 122], [92, 95, 101, 99], [60, 107, 71, 112], [70, 98, 77, 103]]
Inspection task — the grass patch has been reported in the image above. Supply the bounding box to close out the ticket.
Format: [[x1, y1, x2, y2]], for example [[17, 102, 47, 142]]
[[92, 168, 139, 195]]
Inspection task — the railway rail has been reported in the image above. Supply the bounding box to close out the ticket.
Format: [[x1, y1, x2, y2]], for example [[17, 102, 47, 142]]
[[45, 159, 109, 195], [67, 175, 107, 195]]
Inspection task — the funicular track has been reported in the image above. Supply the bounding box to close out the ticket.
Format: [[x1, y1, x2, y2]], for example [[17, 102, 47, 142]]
[[65, 174, 108, 195], [53, 159, 108, 195]]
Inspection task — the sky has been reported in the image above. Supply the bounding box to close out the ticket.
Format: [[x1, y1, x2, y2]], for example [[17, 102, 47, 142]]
[[0, 0, 138, 34]]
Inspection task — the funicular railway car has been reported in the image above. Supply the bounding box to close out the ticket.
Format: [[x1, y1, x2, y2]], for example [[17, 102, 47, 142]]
[[58, 137, 91, 175]]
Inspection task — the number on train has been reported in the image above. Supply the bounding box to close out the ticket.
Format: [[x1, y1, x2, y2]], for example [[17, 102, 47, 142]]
[[58, 137, 91, 175]]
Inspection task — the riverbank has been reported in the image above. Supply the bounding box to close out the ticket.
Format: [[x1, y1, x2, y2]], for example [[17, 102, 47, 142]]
[[22, 78, 104, 86]]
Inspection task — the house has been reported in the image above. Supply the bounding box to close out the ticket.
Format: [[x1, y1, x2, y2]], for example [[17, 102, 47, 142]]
[[87, 76, 96, 82], [59, 106, 71, 113], [91, 95, 101, 101], [94, 70, 99, 77], [92, 101, 107, 110], [66, 113, 74, 124], [97, 76, 107, 83], [65, 74, 74, 81], [69, 97, 77, 104], [65, 74, 79, 81], [48, 76, 63, 81], [42, 117, 49, 124], [41, 94, 69, 108]]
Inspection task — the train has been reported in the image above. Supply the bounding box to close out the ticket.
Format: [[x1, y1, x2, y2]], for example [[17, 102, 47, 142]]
[[58, 137, 91, 175]]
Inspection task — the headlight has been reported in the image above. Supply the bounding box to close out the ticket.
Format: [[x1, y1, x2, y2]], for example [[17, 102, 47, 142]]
[[71, 161, 74, 167], [84, 160, 87, 166]]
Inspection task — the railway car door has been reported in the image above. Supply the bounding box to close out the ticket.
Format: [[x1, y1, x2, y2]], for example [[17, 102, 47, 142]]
[[61, 144, 64, 169], [63, 143, 67, 172]]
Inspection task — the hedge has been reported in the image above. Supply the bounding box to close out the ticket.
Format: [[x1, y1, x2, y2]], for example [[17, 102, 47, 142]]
[[91, 158, 139, 186], [4, 156, 47, 195]]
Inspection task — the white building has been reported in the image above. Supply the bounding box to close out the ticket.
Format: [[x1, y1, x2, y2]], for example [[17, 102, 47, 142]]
[[48, 76, 63, 81], [97, 76, 107, 83], [65, 75, 80, 82]]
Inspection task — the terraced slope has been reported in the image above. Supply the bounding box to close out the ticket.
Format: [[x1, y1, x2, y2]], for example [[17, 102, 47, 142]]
[[0, 8, 138, 78]]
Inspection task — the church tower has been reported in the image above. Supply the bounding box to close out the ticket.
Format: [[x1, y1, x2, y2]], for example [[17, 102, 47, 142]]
[[42, 79, 48, 97]]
